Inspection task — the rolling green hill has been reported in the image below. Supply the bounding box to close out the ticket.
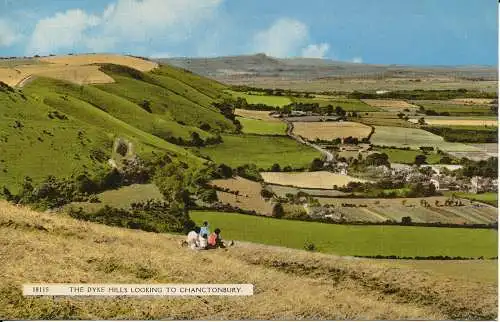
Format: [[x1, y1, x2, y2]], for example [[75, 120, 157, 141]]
[[0, 61, 236, 192]]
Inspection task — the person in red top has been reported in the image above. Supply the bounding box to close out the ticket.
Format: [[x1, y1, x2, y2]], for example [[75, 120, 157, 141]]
[[207, 228, 226, 249]]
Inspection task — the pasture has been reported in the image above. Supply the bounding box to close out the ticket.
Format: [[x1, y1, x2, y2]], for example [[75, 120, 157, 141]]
[[195, 134, 321, 169], [370, 126, 480, 152], [260, 171, 368, 189], [291, 97, 380, 112], [361, 99, 418, 109], [237, 116, 287, 135], [292, 121, 372, 140], [227, 90, 291, 107], [235, 109, 279, 121], [410, 118, 498, 127], [374, 147, 442, 164], [316, 196, 498, 224], [446, 192, 498, 207], [191, 211, 498, 257], [209, 176, 273, 215], [411, 100, 494, 116]]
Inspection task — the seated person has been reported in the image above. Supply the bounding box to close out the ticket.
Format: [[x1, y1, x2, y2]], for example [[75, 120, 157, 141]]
[[186, 227, 201, 250], [207, 228, 226, 249], [199, 233, 208, 250]]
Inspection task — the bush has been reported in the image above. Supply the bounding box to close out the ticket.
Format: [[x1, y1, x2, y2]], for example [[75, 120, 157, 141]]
[[272, 203, 285, 218], [304, 241, 316, 252]]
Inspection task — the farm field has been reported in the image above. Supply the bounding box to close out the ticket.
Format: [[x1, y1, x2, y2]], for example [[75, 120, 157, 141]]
[[0, 54, 158, 86], [195, 134, 321, 169], [374, 147, 443, 164], [361, 99, 418, 109], [67, 184, 164, 213], [235, 108, 279, 121], [470, 143, 498, 155], [209, 176, 273, 215], [410, 100, 494, 116], [227, 90, 292, 107], [370, 126, 481, 152], [236, 116, 287, 135], [260, 171, 368, 189], [191, 211, 497, 257], [449, 98, 495, 105], [291, 97, 380, 111], [316, 197, 498, 224], [445, 192, 498, 207], [267, 184, 349, 198], [292, 121, 372, 140], [410, 118, 498, 127]]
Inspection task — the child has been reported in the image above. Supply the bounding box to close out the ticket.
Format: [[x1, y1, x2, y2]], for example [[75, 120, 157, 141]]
[[186, 227, 200, 250], [199, 233, 208, 250]]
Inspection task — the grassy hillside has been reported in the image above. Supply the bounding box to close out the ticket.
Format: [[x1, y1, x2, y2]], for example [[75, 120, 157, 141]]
[[0, 60, 238, 192], [0, 201, 496, 320]]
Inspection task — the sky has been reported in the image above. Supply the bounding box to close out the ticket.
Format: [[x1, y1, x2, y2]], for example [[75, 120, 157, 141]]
[[0, 0, 497, 65]]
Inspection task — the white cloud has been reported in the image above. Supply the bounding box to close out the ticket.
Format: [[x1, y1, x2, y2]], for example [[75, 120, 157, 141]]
[[253, 18, 308, 58], [253, 18, 331, 59], [25, 0, 223, 55], [149, 52, 172, 59], [0, 19, 21, 47], [351, 57, 363, 63], [27, 9, 101, 55], [301, 43, 330, 58]]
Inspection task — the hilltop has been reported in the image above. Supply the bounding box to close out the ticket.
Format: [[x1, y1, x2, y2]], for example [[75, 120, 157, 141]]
[[0, 200, 496, 320]]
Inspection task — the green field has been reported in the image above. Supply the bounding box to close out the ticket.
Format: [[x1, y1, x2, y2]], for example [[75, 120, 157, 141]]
[[194, 134, 321, 169], [236, 117, 287, 135], [292, 97, 381, 112], [227, 90, 292, 107], [371, 126, 480, 152], [375, 148, 443, 164], [446, 192, 498, 207], [191, 211, 498, 257], [412, 101, 494, 116]]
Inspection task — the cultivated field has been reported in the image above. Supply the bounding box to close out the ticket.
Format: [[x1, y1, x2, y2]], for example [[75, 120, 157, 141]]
[[292, 121, 372, 140], [291, 97, 380, 112], [235, 109, 280, 121], [370, 126, 480, 152], [191, 211, 497, 258], [267, 184, 349, 198], [410, 100, 494, 116], [2, 202, 497, 320], [410, 118, 498, 126], [209, 176, 274, 215], [236, 117, 287, 135], [449, 98, 495, 105], [374, 147, 443, 164], [0, 54, 158, 86], [227, 90, 291, 107], [316, 197, 498, 224], [361, 99, 418, 109], [260, 171, 368, 189]]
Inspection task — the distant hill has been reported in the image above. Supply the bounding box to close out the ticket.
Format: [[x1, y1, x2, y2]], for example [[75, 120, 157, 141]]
[[159, 53, 498, 81], [0, 55, 236, 192]]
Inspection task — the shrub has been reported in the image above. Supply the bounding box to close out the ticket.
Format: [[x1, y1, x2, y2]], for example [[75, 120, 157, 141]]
[[272, 203, 285, 218], [304, 241, 316, 252]]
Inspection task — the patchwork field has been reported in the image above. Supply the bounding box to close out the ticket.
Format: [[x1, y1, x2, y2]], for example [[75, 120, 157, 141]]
[[260, 171, 368, 189], [292, 121, 372, 140], [209, 176, 273, 215], [291, 97, 380, 112], [0, 54, 158, 86], [370, 126, 480, 152], [411, 100, 494, 116], [445, 192, 498, 207], [316, 197, 498, 224], [191, 211, 497, 258], [449, 98, 495, 105], [374, 147, 443, 164], [267, 184, 349, 198], [237, 117, 287, 135], [195, 134, 321, 169]]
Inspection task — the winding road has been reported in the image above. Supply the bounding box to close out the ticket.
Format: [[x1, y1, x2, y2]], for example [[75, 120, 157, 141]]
[[284, 119, 334, 162]]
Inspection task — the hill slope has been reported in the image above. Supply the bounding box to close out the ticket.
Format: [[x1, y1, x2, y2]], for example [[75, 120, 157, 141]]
[[0, 201, 496, 320], [0, 58, 235, 192]]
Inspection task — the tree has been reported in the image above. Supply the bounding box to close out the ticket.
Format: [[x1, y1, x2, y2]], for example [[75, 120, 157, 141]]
[[439, 156, 453, 164], [260, 188, 274, 199], [270, 163, 281, 172], [309, 158, 324, 171], [216, 164, 233, 178], [417, 117, 426, 125], [190, 132, 204, 147], [326, 105, 334, 115], [335, 106, 346, 117], [401, 216, 412, 225], [419, 146, 434, 154], [272, 203, 285, 218], [414, 154, 427, 166]]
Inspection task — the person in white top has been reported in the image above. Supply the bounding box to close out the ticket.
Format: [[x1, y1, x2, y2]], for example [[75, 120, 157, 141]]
[[186, 227, 201, 250], [198, 233, 208, 250]]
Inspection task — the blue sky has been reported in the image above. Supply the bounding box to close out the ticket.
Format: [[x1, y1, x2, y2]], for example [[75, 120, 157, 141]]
[[0, 0, 497, 65]]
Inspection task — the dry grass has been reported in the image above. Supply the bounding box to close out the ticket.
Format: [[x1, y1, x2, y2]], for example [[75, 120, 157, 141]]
[[234, 109, 281, 122], [260, 171, 368, 189], [0, 54, 157, 86], [409, 118, 498, 126], [0, 200, 496, 320], [209, 177, 274, 215], [361, 99, 418, 109], [292, 121, 372, 140]]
